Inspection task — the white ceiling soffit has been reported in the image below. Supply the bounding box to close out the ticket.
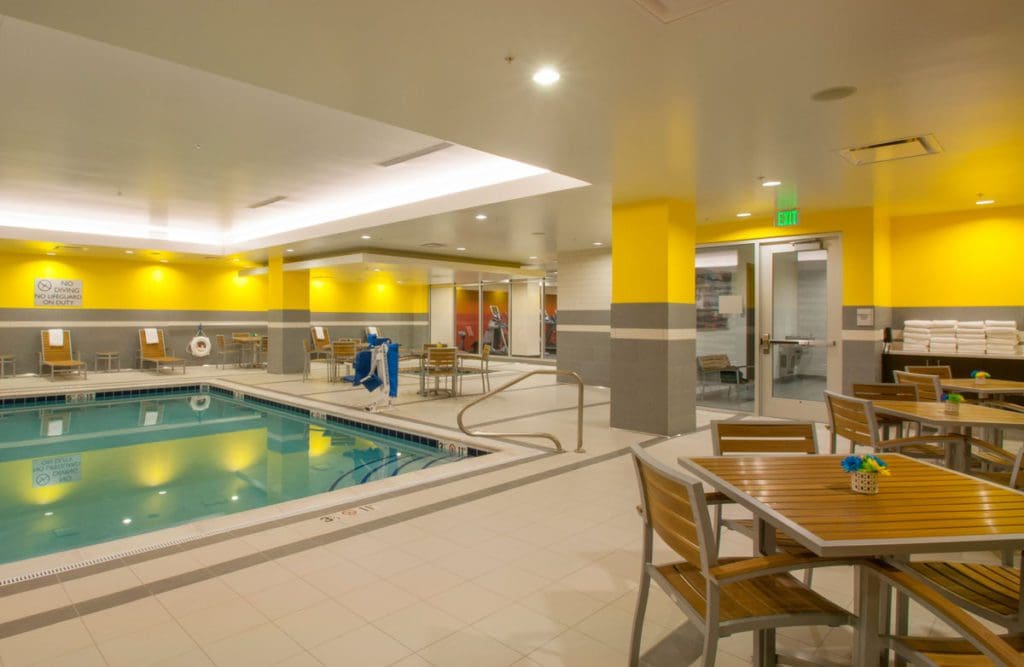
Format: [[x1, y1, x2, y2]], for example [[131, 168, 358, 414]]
[[0, 17, 587, 255], [837, 134, 943, 166], [239, 252, 544, 281], [632, 0, 731, 23]]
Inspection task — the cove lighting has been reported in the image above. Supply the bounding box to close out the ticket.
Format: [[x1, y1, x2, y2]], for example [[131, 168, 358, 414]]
[[762, 180, 782, 188], [528, 255, 538, 259], [361, 235, 371, 239], [532, 67, 561, 86], [592, 242, 604, 246], [474, 214, 488, 221], [976, 198, 995, 206], [456, 247, 466, 251], [736, 212, 752, 218], [695, 250, 738, 269]]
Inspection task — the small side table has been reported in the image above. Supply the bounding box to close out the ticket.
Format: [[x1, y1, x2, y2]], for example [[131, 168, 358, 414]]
[[95, 351, 121, 373], [0, 355, 14, 378]]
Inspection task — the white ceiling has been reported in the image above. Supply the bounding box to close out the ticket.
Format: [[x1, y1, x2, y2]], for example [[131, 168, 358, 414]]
[[0, 0, 1021, 265]]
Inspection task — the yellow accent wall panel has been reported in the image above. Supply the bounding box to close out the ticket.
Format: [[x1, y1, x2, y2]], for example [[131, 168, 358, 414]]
[[889, 207, 1024, 307], [0, 253, 267, 311], [310, 274, 428, 313], [612, 200, 696, 303], [268, 255, 309, 311]]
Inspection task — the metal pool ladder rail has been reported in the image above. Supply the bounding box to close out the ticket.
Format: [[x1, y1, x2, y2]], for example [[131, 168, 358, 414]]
[[456, 370, 585, 453]]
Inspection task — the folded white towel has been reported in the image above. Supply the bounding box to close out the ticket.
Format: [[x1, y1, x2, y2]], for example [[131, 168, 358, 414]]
[[930, 336, 958, 344], [933, 320, 958, 327], [957, 321, 986, 329], [930, 329, 956, 335], [47, 328, 63, 347], [987, 331, 1018, 339], [985, 320, 1018, 328], [144, 328, 159, 345], [314, 326, 325, 340], [903, 320, 932, 328]]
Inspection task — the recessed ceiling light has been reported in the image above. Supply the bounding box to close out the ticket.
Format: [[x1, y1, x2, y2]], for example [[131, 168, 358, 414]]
[[532, 66, 561, 86], [158, 490, 167, 495], [45, 252, 56, 256], [592, 242, 604, 246], [44, 511, 54, 516], [122, 518, 132, 525], [231, 495, 239, 501], [285, 248, 295, 253], [528, 256, 538, 260], [372, 268, 380, 272], [976, 195, 995, 205], [762, 180, 782, 188], [159, 259, 168, 264], [736, 212, 752, 218], [456, 247, 467, 251], [361, 235, 372, 240], [125, 250, 134, 255], [474, 214, 488, 221]]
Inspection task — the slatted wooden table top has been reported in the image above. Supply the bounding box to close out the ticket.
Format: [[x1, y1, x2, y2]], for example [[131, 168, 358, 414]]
[[941, 378, 1024, 394], [873, 400, 1024, 427], [679, 454, 1024, 557]]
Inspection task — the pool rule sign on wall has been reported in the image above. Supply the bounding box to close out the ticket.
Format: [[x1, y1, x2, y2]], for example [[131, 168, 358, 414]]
[[34, 278, 83, 307]]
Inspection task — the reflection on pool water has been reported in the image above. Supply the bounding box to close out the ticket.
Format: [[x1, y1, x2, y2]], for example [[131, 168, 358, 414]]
[[0, 391, 471, 565]]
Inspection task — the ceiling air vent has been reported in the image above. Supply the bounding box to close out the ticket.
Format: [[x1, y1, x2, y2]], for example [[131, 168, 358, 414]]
[[838, 134, 943, 166], [377, 142, 453, 167], [247, 195, 287, 209], [419, 242, 447, 249], [632, 0, 731, 23]]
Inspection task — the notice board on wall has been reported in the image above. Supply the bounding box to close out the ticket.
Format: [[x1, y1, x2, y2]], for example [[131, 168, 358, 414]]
[[34, 278, 83, 307]]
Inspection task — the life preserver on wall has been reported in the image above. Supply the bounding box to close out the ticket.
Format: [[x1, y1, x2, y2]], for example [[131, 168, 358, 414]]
[[188, 336, 212, 357], [189, 394, 211, 412]]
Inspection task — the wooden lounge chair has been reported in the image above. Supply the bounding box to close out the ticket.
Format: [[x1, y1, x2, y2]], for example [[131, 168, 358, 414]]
[[138, 328, 185, 374], [848, 382, 920, 446], [870, 559, 1024, 666], [424, 346, 457, 396], [893, 370, 943, 402], [459, 343, 492, 394], [824, 390, 953, 460], [39, 329, 87, 381], [214, 334, 240, 369], [904, 364, 953, 379], [331, 340, 357, 381], [628, 445, 855, 667], [310, 326, 331, 352]]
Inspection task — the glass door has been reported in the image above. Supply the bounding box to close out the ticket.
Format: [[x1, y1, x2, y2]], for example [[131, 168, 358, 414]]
[[758, 237, 842, 420]]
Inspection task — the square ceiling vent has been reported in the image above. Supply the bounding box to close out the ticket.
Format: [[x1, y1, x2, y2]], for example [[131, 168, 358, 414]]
[[837, 134, 943, 166], [632, 0, 731, 23]]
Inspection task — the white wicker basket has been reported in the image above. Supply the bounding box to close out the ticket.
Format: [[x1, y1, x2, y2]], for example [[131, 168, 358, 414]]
[[851, 471, 879, 495]]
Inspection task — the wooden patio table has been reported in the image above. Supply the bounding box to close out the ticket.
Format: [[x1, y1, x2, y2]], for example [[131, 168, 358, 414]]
[[941, 377, 1024, 399], [677, 454, 1024, 667]]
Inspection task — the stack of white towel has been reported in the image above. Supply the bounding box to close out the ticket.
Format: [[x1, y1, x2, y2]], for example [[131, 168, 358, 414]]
[[901, 320, 932, 352], [985, 320, 1021, 355], [955, 321, 987, 355], [928, 320, 958, 354]]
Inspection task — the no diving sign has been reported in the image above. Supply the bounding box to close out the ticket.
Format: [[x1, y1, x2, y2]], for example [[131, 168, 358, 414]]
[[34, 278, 83, 307], [32, 455, 82, 488]]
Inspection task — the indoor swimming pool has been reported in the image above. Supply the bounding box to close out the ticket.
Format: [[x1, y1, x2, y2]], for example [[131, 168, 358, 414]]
[[0, 387, 480, 565]]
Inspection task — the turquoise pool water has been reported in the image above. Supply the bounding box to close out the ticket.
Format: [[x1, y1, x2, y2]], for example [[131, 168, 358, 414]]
[[0, 390, 474, 565]]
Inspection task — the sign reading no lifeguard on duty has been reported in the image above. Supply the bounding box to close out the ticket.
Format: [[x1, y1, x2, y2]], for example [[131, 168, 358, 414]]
[[34, 278, 83, 307]]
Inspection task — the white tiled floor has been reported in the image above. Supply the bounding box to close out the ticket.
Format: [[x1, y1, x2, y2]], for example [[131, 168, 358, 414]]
[[0, 362, 1019, 665]]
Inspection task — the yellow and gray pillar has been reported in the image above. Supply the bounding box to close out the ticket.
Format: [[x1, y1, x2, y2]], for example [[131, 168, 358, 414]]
[[266, 254, 310, 374], [610, 200, 697, 435]]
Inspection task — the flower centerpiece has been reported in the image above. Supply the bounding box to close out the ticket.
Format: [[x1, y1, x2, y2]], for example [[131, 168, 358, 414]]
[[942, 392, 964, 415], [971, 370, 991, 385], [842, 454, 890, 495]]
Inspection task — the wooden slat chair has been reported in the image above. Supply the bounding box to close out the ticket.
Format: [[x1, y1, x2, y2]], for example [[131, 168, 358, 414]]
[[870, 559, 1024, 666], [824, 390, 954, 460], [459, 343, 492, 394], [214, 334, 240, 369], [301, 338, 326, 381], [39, 329, 87, 381], [847, 383, 920, 448], [905, 364, 953, 379], [331, 340, 357, 381], [138, 329, 185, 374], [894, 370, 943, 403], [697, 354, 749, 399], [628, 445, 856, 667], [424, 346, 457, 396], [310, 326, 331, 352]]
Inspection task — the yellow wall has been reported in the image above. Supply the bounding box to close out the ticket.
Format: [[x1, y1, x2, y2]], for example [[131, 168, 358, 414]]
[[0, 253, 267, 311], [310, 273, 427, 313], [888, 206, 1024, 307], [612, 199, 696, 303]]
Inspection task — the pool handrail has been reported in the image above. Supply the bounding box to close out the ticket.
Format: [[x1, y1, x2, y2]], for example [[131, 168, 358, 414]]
[[456, 370, 585, 453]]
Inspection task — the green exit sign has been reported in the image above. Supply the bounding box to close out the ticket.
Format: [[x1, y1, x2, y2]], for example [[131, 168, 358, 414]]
[[775, 209, 799, 227]]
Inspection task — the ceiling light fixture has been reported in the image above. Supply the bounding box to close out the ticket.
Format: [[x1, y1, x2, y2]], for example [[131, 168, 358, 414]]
[[456, 247, 467, 251], [736, 212, 752, 218], [761, 179, 782, 188], [976, 194, 995, 205], [474, 214, 487, 221], [125, 250, 134, 255], [361, 235, 372, 239], [45, 252, 56, 256], [159, 259, 168, 263], [533, 66, 561, 86], [285, 248, 295, 253], [528, 256, 538, 260], [592, 242, 604, 246]]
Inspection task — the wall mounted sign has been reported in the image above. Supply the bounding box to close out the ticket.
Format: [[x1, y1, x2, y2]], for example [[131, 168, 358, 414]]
[[32, 454, 82, 487], [34, 278, 83, 307]]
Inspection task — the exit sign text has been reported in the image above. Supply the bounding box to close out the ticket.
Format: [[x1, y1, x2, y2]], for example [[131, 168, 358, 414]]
[[775, 209, 799, 227]]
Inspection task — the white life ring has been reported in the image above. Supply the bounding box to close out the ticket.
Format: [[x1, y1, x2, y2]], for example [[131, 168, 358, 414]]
[[189, 394, 211, 412], [188, 336, 212, 357]]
